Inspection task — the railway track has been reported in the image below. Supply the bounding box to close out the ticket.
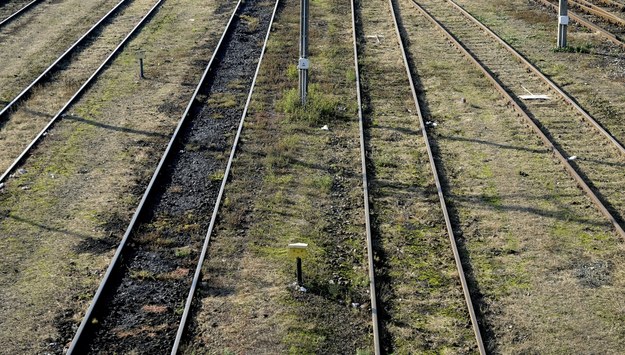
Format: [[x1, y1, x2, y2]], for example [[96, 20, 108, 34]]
[[388, 0, 487, 352], [0, 0, 162, 183], [0, 0, 127, 116], [0, 0, 40, 28], [350, 0, 485, 352], [533, 0, 625, 47], [349, 0, 381, 353], [409, 0, 625, 237], [67, 0, 279, 352]]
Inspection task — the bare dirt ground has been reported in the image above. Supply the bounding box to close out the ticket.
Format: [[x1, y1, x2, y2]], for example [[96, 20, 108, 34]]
[[181, 0, 374, 352], [0, 0, 159, 174], [356, 0, 477, 352], [0, 0, 120, 106], [399, 0, 625, 353], [0, 0, 234, 353]]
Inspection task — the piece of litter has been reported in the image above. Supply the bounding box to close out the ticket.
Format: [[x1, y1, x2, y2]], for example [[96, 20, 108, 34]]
[[18, 168, 26, 175], [426, 121, 438, 127], [298, 286, 307, 292], [568, 155, 577, 161], [321, 125, 329, 131], [189, 18, 195, 22], [351, 302, 360, 308], [519, 94, 550, 100], [21, 186, 30, 190]]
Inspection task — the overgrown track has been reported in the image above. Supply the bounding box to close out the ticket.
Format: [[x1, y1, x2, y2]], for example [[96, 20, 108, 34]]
[[534, 0, 625, 47], [0, 0, 39, 28], [410, 0, 625, 237], [386, 0, 487, 353], [0, 0, 162, 183], [67, 0, 278, 352]]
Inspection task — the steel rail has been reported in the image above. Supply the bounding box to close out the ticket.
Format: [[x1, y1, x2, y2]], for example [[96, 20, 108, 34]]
[[571, 0, 625, 26], [0, 0, 40, 28], [349, 0, 381, 354], [534, 0, 625, 47], [410, 0, 625, 240], [388, 0, 487, 353], [0, 0, 127, 120], [446, 0, 625, 157], [0, 0, 160, 184], [170, 0, 280, 352], [66, 1, 243, 353]]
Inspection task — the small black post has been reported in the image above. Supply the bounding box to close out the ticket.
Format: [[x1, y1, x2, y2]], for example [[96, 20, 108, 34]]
[[296, 257, 303, 286], [139, 58, 144, 79]]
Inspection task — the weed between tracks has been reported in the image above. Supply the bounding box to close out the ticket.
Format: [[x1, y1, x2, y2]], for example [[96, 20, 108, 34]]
[[182, 0, 372, 353], [400, 0, 625, 352], [0, 0, 235, 352]]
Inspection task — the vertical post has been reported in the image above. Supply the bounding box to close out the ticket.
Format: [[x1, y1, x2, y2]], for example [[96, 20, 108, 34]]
[[298, 0, 309, 105], [139, 58, 144, 79], [296, 257, 303, 286], [558, 0, 568, 48]]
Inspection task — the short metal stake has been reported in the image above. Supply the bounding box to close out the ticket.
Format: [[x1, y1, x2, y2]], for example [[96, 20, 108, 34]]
[[557, 0, 568, 48], [296, 257, 303, 286], [288, 243, 308, 287], [136, 50, 146, 79]]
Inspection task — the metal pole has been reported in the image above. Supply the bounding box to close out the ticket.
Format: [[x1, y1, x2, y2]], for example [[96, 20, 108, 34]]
[[296, 257, 303, 285], [298, 0, 309, 105], [558, 0, 568, 48]]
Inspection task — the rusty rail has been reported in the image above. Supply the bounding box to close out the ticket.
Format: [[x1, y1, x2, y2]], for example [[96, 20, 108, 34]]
[[350, 0, 381, 353]]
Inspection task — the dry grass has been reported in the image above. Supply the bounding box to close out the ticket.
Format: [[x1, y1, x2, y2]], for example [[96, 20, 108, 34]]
[[398, 0, 625, 352], [0, 0, 236, 352]]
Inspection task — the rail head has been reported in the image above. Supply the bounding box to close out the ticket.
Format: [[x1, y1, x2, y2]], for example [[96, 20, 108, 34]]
[[350, 0, 381, 354]]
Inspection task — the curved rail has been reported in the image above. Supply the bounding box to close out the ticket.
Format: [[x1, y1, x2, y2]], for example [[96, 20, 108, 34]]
[[349, 0, 381, 354], [0, 0, 159, 184], [410, 0, 625, 240], [388, 0, 487, 353], [170, 0, 280, 352], [534, 0, 625, 47], [0, 0, 127, 120], [0, 0, 40, 28], [66, 1, 244, 353], [447, 0, 625, 157]]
